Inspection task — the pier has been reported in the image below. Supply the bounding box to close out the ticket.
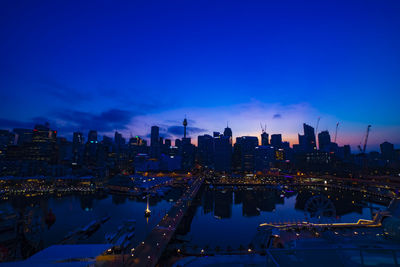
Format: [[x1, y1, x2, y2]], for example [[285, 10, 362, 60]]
[[96, 176, 204, 267]]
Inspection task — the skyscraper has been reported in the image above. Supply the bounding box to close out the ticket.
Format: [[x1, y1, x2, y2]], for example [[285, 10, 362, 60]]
[[261, 132, 269, 146], [318, 130, 331, 151], [236, 136, 258, 172], [73, 132, 84, 144], [270, 134, 282, 148], [183, 117, 188, 138], [198, 134, 214, 168], [380, 141, 395, 160], [255, 145, 275, 171], [150, 126, 160, 158], [223, 124, 232, 143], [298, 123, 316, 152], [214, 135, 232, 172], [304, 123, 316, 150], [13, 128, 32, 145], [88, 130, 98, 143], [114, 131, 126, 146]]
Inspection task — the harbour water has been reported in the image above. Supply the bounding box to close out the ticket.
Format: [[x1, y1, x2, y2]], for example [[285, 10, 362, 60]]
[[0, 192, 172, 261], [0, 185, 390, 262], [177, 185, 389, 248]]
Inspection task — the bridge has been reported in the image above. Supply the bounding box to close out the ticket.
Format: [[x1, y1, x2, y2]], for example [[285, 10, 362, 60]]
[[126, 176, 204, 267]]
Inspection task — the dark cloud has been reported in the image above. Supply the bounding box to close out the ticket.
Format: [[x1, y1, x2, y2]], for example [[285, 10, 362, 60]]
[[273, 113, 282, 119], [56, 109, 133, 132], [167, 125, 207, 136], [0, 108, 135, 139], [0, 118, 34, 129]]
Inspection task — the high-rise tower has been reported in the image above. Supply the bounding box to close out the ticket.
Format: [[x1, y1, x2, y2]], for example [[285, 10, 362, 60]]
[[183, 117, 188, 138]]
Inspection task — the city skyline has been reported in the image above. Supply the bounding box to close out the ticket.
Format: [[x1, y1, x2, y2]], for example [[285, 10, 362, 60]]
[[1, 2, 400, 265], [1, 117, 397, 154], [1, 1, 400, 151]]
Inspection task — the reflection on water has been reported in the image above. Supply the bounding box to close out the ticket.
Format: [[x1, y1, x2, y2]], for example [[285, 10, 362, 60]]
[[178, 185, 389, 248], [0, 185, 391, 262], [0, 193, 172, 262]]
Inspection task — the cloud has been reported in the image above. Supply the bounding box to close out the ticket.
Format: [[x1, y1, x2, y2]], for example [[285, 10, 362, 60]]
[[56, 108, 134, 133], [167, 126, 207, 136], [273, 113, 282, 119], [125, 100, 332, 145], [0, 118, 34, 129]]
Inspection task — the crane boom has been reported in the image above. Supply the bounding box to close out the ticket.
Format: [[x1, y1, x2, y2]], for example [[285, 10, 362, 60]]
[[315, 117, 321, 135], [362, 125, 371, 153], [334, 122, 339, 143]]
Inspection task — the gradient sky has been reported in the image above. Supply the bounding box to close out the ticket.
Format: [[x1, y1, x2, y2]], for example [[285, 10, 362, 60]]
[[0, 0, 399, 151]]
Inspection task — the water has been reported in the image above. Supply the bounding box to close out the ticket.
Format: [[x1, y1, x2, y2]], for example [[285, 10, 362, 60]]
[[0, 192, 172, 261], [0, 185, 390, 262], [178, 185, 389, 248]]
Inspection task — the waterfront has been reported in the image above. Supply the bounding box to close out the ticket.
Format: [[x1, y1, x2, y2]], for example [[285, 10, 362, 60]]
[[0, 183, 394, 264], [175, 185, 390, 249], [0, 192, 173, 262]]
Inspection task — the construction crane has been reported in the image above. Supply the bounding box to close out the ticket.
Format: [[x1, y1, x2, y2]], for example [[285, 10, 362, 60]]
[[334, 122, 339, 143], [315, 117, 321, 148], [260, 123, 267, 133], [358, 125, 371, 153], [315, 117, 321, 135]]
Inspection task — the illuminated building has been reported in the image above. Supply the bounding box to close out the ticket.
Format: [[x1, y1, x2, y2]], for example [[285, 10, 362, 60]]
[[88, 130, 98, 143], [236, 136, 258, 172]]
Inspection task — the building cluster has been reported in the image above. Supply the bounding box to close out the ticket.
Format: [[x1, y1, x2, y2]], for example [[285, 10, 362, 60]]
[[0, 120, 399, 178]]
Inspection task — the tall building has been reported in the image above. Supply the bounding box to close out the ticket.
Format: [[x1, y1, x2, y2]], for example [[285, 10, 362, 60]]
[[114, 131, 125, 146], [150, 126, 160, 158], [32, 124, 57, 143], [318, 130, 331, 151], [298, 123, 316, 152], [102, 136, 113, 146], [214, 135, 232, 172], [380, 141, 395, 160], [213, 132, 221, 138], [223, 124, 233, 144], [88, 130, 98, 143], [181, 137, 195, 170], [232, 142, 242, 171], [0, 130, 14, 159], [72, 132, 84, 165], [255, 145, 275, 171], [73, 132, 84, 144], [236, 136, 258, 172], [183, 118, 188, 138], [164, 139, 172, 147], [13, 128, 32, 145], [20, 124, 58, 163], [261, 132, 269, 146], [175, 139, 181, 148], [85, 130, 99, 166], [270, 134, 282, 148], [198, 134, 214, 168]]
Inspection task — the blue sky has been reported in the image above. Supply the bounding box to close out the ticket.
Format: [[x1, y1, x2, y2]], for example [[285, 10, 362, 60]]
[[0, 0, 399, 150]]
